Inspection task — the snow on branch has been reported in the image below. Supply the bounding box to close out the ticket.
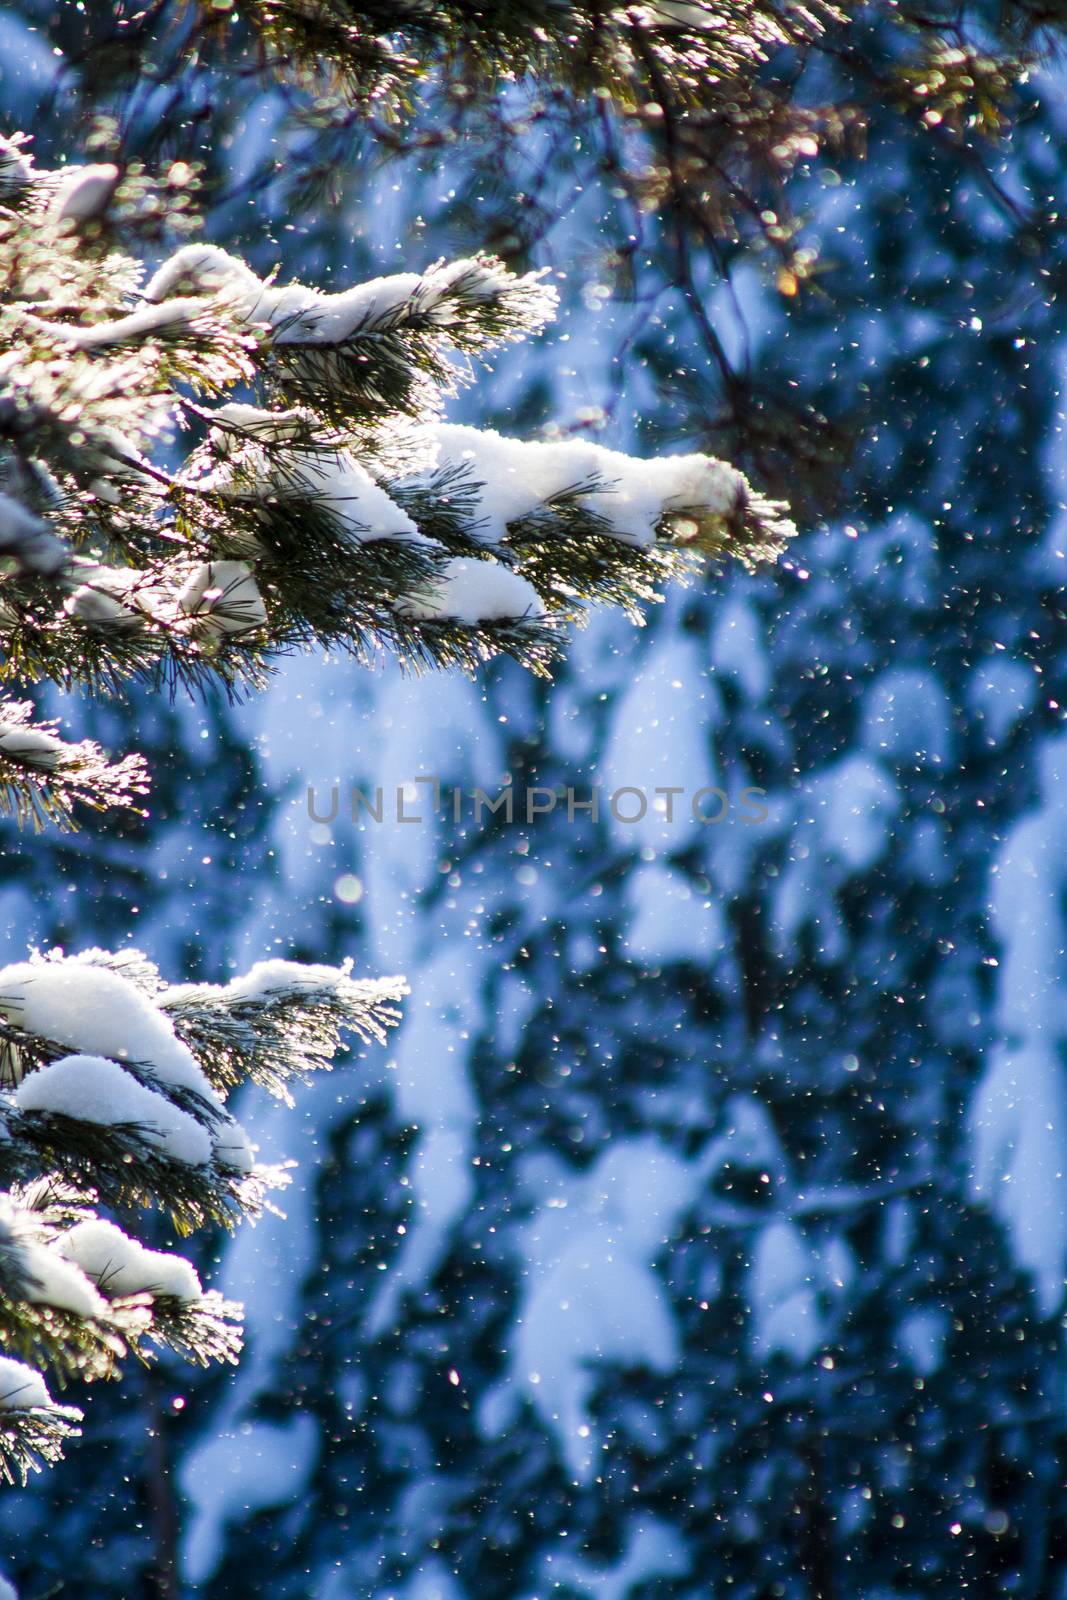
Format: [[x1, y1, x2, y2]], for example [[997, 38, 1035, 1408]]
[[419, 423, 796, 560], [169, 399, 791, 670], [0, 946, 402, 1474], [0, 700, 149, 832], [0, 1353, 82, 1486], [160, 959, 409, 1102], [0, 135, 795, 826], [144, 245, 558, 420]]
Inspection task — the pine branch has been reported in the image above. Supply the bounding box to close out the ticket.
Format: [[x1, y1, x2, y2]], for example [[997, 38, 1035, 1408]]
[[1, 148, 796, 813], [0, 1106, 272, 1235], [0, 1391, 82, 1486], [126, 1290, 244, 1369], [143, 246, 557, 425], [2, 1188, 244, 1372], [204, 0, 844, 118], [161, 966, 408, 1103], [0, 1287, 135, 1389], [505, 490, 702, 621], [0, 945, 402, 1470], [0, 699, 149, 833], [391, 609, 564, 679]]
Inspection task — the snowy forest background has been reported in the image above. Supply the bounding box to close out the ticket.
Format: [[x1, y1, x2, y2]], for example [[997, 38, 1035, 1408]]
[[3, 3, 1067, 1596]]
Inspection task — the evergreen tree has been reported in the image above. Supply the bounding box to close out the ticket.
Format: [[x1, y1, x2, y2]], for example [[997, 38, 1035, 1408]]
[[5, 3, 1067, 1598], [98, 21, 1067, 1600], [0, 116, 790, 1519]]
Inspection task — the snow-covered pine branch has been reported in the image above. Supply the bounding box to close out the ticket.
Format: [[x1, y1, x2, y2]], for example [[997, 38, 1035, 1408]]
[[0, 1353, 82, 1486], [0, 700, 148, 832], [0, 949, 405, 1482], [0, 133, 793, 822], [160, 958, 407, 1103], [143, 244, 560, 421]]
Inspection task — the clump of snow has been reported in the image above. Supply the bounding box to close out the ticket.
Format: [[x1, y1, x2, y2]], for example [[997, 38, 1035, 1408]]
[[67, 298, 219, 350], [196, 410, 427, 549], [143, 244, 262, 305], [415, 423, 744, 548], [0, 492, 67, 576], [211, 1118, 255, 1174], [544, 1515, 690, 1600], [20, 1238, 108, 1319], [623, 862, 726, 966], [64, 573, 142, 629], [771, 752, 900, 959], [144, 247, 557, 348], [968, 734, 1067, 1315], [223, 957, 352, 1001], [276, 271, 429, 341], [897, 1307, 947, 1376], [178, 561, 267, 636], [969, 1040, 1067, 1316], [0, 133, 33, 196], [807, 752, 899, 872], [286, 452, 425, 543], [988, 735, 1067, 1032], [512, 1240, 679, 1480], [396, 557, 545, 624], [479, 1137, 705, 1480], [747, 1221, 854, 1365], [967, 657, 1035, 745], [16, 1055, 212, 1167], [51, 162, 118, 224], [748, 1219, 823, 1362], [710, 1095, 785, 1175], [209, 402, 312, 445], [0, 954, 218, 1102], [0, 1354, 52, 1411], [179, 1413, 319, 1586], [0, 722, 65, 772], [56, 1218, 202, 1301], [861, 667, 954, 768], [274, 452, 423, 545], [63, 565, 172, 630]]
